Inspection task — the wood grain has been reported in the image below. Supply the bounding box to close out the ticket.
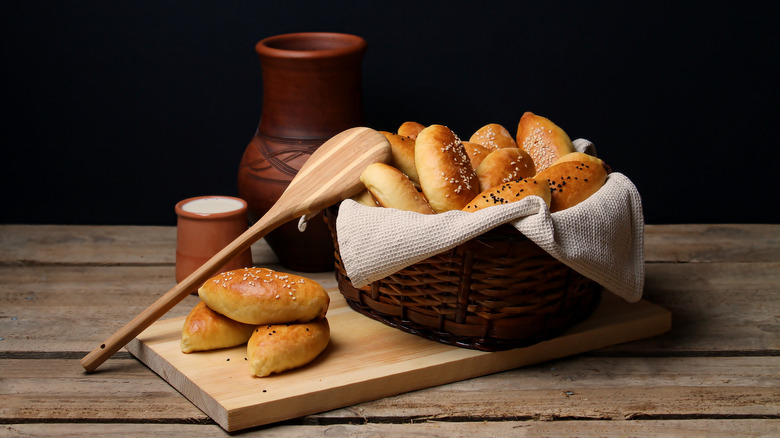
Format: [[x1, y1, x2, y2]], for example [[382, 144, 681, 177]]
[[78, 127, 391, 372], [1, 224, 778, 436], [5, 420, 779, 437], [3, 357, 777, 424], [123, 291, 670, 431], [2, 261, 774, 354]]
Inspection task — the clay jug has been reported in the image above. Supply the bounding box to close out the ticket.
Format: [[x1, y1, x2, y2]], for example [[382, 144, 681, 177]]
[[237, 32, 366, 272]]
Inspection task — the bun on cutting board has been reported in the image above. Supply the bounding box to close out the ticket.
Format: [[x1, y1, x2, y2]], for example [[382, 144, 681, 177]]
[[415, 124, 480, 213], [535, 160, 608, 212], [181, 301, 256, 353], [475, 147, 536, 192], [198, 267, 329, 325], [516, 112, 575, 173], [397, 121, 425, 139], [379, 131, 419, 186], [247, 318, 330, 377], [463, 177, 551, 212], [360, 162, 434, 214], [469, 123, 517, 151]]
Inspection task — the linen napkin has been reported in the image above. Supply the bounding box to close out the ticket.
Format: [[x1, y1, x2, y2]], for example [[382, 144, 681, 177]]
[[333, 139, 645, 303]]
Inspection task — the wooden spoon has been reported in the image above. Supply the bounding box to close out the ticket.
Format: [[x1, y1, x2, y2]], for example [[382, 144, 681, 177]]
[[81, 127, 391, 372]]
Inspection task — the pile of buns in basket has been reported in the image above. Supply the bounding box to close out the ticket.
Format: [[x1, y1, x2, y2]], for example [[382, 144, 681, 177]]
[[181, 112, 609, 377]]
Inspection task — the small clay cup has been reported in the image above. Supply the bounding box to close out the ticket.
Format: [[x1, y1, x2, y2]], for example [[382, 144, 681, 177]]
[[175, 196, 253, 290]]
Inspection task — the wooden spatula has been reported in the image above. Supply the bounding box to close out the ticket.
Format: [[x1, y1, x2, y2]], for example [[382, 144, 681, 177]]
[[81, 127, 391, 372]]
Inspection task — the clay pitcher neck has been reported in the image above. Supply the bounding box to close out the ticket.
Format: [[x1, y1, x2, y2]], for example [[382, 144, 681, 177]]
[[254, 32, 367, 139]]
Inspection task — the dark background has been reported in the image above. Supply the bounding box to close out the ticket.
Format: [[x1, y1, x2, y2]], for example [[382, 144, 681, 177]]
[[4, 1, 779, 225]]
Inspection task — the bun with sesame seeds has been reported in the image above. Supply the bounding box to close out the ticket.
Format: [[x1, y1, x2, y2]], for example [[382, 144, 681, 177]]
[[535, 159, 608, 212], [180, 301, 256, 353], [461, 141, 491, 171], [414, 124, 480, 213], [475, 147, 536, 192], [197, 267, 330, 325], [516, 112, 576, 173], [247, 318, 330, 377], [462, 177, 551, 212], [469, 123, 518, 151], [360, 162, 435, 214]]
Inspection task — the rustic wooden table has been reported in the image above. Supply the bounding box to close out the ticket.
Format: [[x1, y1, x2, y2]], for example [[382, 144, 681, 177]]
[[1, 224, 778, 436]]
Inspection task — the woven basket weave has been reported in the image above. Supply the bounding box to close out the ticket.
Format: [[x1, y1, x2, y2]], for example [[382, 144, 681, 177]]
[[324, 206, 601, 351]]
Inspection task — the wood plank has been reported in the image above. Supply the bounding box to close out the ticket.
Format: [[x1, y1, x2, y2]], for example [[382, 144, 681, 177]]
[[1, 260, 776, 354], [4, 420, 780, 437], [125, 292, 670, 431], [0, 225, 279, 266], [617, 261, 780, 353], [0, 265, 337, 354], [0, 358, 206, 421], [644, 224, 780, 263], [3, 224, 779, 267], [312, 356, 779, 421], [3, 357, 777, 423]]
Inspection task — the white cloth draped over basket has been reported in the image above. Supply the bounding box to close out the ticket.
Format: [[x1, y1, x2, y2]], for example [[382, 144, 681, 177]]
[[333, 139, 645, 303]]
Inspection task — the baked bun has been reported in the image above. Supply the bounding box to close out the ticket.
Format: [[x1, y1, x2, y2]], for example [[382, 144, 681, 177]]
[[198, 268, 329, 325], [415, 124, 480, 213], [247, 318, 330, 377], [551, 151, 604, 168], [360, 162, 435, 214], [469, 123, 517, 151], [463, 177, 551, 212], [516, 112, 575, 173], [461, 141, 491, 171], [397, 121, 425, 140], [379, 131, 419, 186], [181, 301, 255, 353], [535, 160, 608, 212], [351, 189, 379, 207], [475, 148, 536, 192]]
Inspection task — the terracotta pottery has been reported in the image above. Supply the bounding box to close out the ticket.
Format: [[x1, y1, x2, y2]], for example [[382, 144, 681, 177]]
[[237, 32, 367, 272], [175, 196, 253, 291]]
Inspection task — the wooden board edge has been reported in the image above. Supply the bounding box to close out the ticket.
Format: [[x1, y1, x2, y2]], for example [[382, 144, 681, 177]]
[[126, 337, 230, 429], [127, 296, 672, 432]]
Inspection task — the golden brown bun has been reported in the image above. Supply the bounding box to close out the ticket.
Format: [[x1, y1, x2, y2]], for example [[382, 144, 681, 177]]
[[551, 151, 604, 168], [415, 125, 480, 213], [351, 189, 379, 207], [516, 112, 575, 173], [181, 301, 256, 353], [397, 121, 425, 140], [461, 141, 491, 171], [535, 160, 608, 212], [463, 178, 551, 212], [469, 123, 517, 151], [379, 131, 419, 186], [198, 268, 329, 325], [360, 162, 435, 214], [475, 148, 536, 192], [247, 318, 330, 377]]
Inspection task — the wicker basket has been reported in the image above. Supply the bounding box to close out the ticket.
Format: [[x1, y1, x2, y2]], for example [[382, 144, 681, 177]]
[[324, 206, 601, 351]]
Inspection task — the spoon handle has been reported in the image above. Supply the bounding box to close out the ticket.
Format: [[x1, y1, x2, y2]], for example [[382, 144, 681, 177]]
[[80, 204, 293, 373], [80, 127, 390, 373]]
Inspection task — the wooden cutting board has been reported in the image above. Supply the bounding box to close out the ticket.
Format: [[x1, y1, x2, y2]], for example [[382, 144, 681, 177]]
[[126, 289, 670, 432]]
